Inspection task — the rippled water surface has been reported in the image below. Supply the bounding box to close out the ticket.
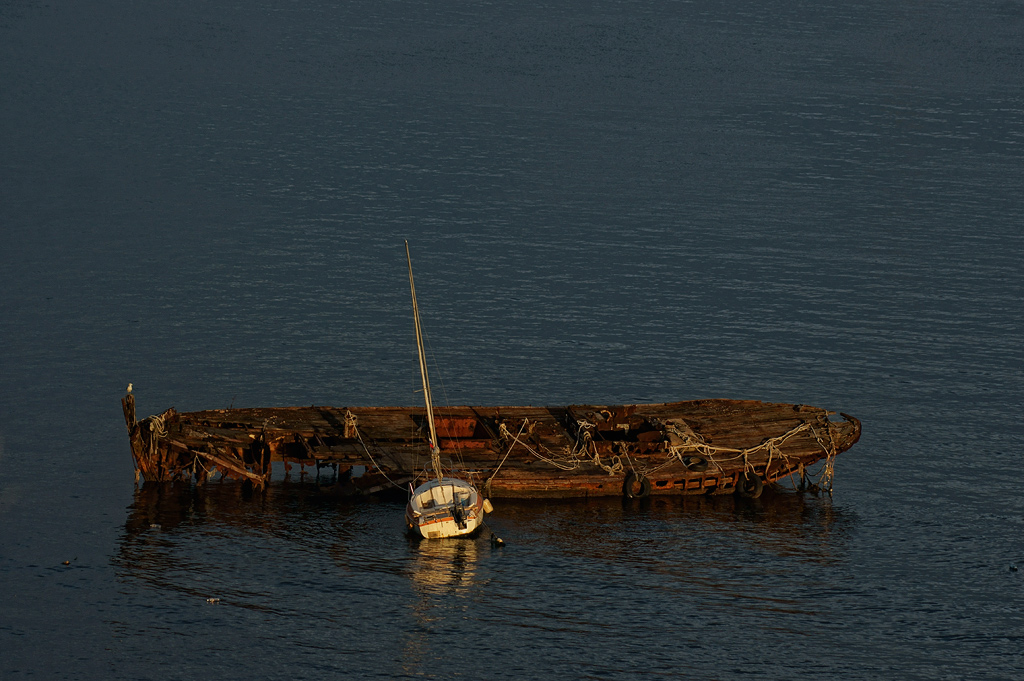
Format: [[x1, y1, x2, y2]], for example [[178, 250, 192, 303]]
[[1, 1, 1022, 679]]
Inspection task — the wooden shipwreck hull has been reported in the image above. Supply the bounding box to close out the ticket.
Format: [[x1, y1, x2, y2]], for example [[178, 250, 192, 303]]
[[122, 395, 860, 499]]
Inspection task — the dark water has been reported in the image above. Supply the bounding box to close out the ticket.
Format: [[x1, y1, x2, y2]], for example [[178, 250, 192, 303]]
[[1, 0, 1022, 678]]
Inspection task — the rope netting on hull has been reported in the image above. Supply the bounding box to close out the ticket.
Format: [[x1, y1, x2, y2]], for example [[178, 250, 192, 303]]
[[492, 413, 842, 494]]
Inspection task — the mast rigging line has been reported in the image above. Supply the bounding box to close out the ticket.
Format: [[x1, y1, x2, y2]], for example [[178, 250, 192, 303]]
[[406, 240, 442, 484], [422, 329, 470, 473]]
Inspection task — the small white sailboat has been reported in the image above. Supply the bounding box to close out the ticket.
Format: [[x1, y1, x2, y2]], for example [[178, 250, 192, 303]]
[[406, 475, 488, 540], [402, 242, 491, 539]]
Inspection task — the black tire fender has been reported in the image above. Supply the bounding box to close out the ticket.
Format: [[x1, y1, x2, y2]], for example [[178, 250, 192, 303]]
[[623, 471, 652, 498], [682, 455, 708, 472], [736, 471, 764, 499]]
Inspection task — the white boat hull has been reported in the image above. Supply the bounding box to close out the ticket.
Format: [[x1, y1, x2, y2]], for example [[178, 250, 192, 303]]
[[405, 478, 487, 539]]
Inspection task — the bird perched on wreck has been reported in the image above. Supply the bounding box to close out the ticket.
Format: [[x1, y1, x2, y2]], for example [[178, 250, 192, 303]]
[[126, 383, 133, 394]]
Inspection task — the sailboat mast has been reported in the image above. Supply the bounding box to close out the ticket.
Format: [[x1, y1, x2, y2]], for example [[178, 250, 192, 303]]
[[405, 241, 442, 482]]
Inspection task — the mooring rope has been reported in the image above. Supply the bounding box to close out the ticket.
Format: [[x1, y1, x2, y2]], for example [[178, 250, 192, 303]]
[[497, 420, 580, 471], [809, 417, 839, 494], [142, 414, 167, 460], [487, 420, 529, 487], [343, 410, 358, 438], [572, 419, 626, 475], [495, 418, 625, 475], [350, 417, 406, 491]]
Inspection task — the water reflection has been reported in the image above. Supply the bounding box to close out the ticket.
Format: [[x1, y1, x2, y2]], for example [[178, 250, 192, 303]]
[[122, 482, 846, 551], [117, 482, 491, 602], [406, 535, 483, 593], [117, 481, 389, 611], [495, 491, 850, 563], [122, 479, 359, 537], [122, 480, 486, 587], [399, 533, 489, 674], [117, 481, 851, 620]]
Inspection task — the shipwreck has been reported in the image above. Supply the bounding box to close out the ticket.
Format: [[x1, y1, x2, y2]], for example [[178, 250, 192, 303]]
[[121, 392, 860, 499]]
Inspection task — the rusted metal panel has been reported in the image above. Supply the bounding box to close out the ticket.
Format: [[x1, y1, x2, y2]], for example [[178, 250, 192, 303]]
[[434, 417, 478, 439]]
